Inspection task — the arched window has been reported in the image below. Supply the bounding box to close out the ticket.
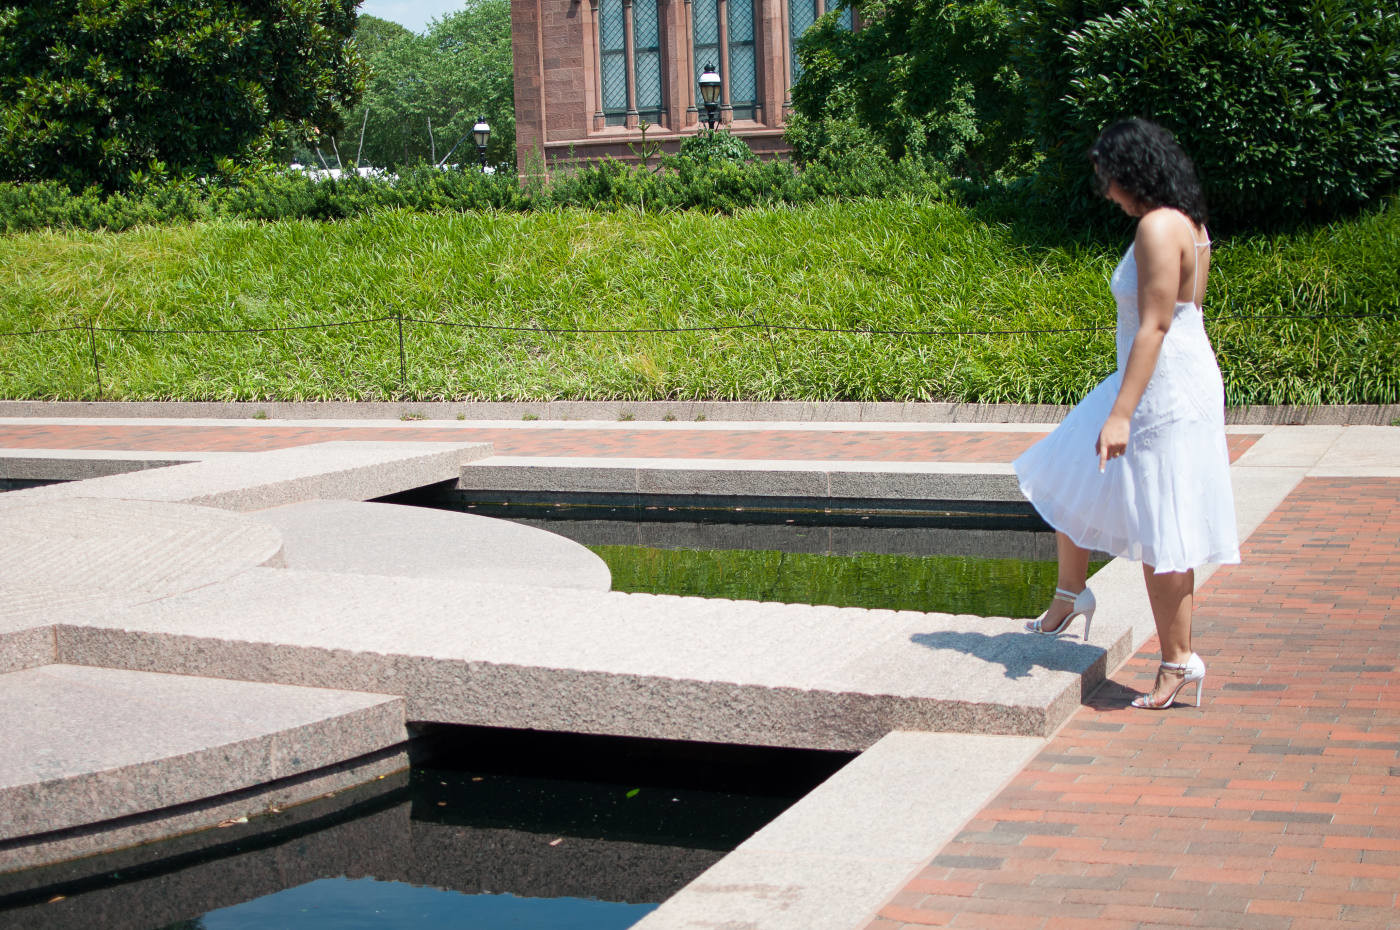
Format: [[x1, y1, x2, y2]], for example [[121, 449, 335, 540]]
[[599, 0, 665, 126], [788, 0, 851, 84]]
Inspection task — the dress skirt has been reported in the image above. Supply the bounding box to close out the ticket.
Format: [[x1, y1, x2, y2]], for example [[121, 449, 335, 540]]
[[1013, 371, 1242, 574]]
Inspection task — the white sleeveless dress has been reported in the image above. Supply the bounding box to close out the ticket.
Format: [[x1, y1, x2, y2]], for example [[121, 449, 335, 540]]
[[1013, 226, 1241, 573]]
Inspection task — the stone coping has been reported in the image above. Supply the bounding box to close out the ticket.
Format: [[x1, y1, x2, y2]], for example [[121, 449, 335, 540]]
[[0, 449, 219, 482], [636, 731, 1043, 930], [0, 441, 493, 513], [2, 399, 1397, 425], [460, 455, 1022, 501], [0, 665, 405, 864]]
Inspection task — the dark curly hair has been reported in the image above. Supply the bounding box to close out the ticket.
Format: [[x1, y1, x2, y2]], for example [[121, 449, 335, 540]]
[[1089, 119, 1208, 226]]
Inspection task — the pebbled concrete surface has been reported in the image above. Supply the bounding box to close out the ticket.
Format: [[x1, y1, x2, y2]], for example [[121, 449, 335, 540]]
[[0, 497, 284, 633], [244, 499, 610, 590]]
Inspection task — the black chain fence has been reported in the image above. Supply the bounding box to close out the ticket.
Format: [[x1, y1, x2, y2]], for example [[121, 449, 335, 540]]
[[0, 309, 1391, 398]]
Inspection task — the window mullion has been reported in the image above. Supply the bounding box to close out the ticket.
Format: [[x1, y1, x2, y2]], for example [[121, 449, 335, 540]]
[[623, 0, 639, 121]]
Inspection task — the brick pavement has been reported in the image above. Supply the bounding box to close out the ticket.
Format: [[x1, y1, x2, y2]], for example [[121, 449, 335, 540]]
[[0, 423, 1262, 463], [867, 476, 1400, 930]]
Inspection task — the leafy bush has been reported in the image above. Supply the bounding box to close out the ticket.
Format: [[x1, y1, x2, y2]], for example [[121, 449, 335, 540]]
[[675, 129, 756, 165], [0, 180, 209, 232], [1018, 0, 1400, 230], [0, 142, 955, 232], [787, 0, 1032, 180]]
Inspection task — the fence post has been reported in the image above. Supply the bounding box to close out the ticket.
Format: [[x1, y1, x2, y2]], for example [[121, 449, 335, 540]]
[[757, 320, 784, 386], [397, 311, 407, 387], [87, 321, 103, 399]]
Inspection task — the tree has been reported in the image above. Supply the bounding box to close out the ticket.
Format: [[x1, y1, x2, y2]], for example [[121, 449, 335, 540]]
[[786, 0, 1032, 180], [1019, 0, 1400, 229], [327, 0, 515, 170], [0, 0, 364, 191]]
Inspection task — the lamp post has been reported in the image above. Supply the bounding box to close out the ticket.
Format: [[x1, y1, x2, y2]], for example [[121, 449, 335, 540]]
[[472, 117, 491, 169], [699, 64, 722, 131]]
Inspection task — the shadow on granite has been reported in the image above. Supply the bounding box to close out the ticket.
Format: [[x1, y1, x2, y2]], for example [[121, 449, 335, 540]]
[[909, 628, 1106, 682]]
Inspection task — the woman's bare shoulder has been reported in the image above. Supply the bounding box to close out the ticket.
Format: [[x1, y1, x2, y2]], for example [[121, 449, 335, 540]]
[[1134, 207, 1195, 251], [1137, 206, 1193, 234]]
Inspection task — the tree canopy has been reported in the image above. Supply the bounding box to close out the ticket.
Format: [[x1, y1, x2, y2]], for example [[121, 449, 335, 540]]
[[316, 1, 515, 171], [789, 0, 1400, 229], [1029, 0, 1400, 228], [0, 0, 365, 191], [787, 0, 1031, 181]]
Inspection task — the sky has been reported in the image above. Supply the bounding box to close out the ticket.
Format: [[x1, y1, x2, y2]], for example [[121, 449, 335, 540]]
[[357, 0, 464, 34]]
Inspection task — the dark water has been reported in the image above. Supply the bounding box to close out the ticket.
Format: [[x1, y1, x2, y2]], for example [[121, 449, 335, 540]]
[[2, 728, 850, 930]]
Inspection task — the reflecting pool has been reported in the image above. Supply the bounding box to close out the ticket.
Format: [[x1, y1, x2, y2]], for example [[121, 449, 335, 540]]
[[2, 728, 851, 930]]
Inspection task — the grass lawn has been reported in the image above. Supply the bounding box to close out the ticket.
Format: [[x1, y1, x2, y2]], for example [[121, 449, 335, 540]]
[[1, 196, 1394, 404]]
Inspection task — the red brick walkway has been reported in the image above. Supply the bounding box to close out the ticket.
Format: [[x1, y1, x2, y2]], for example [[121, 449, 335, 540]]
[[869, 477, 1400, 930], [0, 423, 1262, 463]]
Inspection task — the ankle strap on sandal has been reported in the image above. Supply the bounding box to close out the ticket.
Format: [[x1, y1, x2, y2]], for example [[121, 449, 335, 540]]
[[1052, 587, 1083, 603]]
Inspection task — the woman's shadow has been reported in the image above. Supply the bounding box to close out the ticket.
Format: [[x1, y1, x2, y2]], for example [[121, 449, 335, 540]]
[[909, 627, 1105, 682]]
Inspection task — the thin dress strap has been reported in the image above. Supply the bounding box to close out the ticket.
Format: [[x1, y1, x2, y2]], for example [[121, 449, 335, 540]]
[[1172, 210, 1210, 302]]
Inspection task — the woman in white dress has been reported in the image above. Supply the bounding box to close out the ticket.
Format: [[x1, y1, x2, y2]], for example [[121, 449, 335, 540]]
[[1013, 118, 1240, 709]]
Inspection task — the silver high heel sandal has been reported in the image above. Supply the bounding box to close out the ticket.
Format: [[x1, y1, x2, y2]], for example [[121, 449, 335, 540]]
[[1025, 586, 1096, 640], [1131, 652, 1206, 709]]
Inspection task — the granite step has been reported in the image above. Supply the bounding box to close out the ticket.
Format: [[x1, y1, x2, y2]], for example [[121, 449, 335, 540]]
[[0, 665, 406, 872]]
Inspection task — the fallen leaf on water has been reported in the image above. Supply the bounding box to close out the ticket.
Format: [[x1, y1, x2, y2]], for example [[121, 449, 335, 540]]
[[625, 788, 640, 798]]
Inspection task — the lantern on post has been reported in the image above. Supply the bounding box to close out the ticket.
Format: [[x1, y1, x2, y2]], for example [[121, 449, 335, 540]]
[[472, 117, 491, 169], [698, 65, 722, 131]]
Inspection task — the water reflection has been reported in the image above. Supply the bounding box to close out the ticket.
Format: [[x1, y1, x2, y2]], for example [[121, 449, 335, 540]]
[[1, 768, 746, 930], [3, 727, 843, 930], [192, 877, 656, 930]]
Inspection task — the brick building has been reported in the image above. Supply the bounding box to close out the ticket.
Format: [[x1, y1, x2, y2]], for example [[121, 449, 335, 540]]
[[510, 0, 850, 169]]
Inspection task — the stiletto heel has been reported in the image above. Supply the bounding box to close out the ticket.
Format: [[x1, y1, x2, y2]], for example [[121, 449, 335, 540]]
[[1025, 586, 1096, 640], [1132, 652, 1205, 709]]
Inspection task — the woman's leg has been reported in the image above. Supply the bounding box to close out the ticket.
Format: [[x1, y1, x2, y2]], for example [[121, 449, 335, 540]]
[[1140, 565, 1195, 702], [1035, 532, 1091, 631]]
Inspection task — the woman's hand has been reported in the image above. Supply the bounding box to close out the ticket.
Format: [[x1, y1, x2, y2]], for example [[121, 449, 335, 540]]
[[1097, 413, 1130, 472]]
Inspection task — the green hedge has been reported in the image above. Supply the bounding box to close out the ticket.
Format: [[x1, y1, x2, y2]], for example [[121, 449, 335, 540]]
[[1016, 0, 1400, 230], [0, 138, 944, 234]]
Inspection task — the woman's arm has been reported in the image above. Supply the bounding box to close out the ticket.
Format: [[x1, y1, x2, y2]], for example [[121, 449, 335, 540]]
[[1096, 209, 1187, 471]]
